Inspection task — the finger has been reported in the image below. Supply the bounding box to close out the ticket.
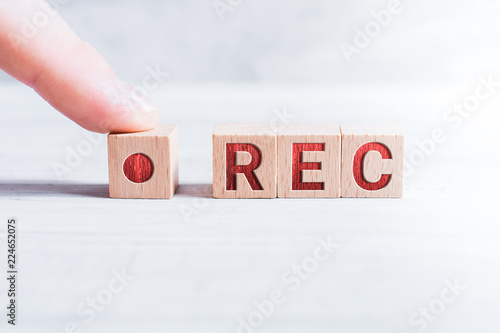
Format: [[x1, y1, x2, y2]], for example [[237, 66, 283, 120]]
[[0, 0, 159, 133]]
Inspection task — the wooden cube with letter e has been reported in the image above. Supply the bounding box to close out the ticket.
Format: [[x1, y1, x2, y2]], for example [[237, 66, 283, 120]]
[[341, 123, 404, 198], [213, 123, 277, 199], [278, 123, 341, 198]]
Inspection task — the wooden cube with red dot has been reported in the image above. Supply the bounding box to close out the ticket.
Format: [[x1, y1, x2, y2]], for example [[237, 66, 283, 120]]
[[213, 123, 277, 199], [108, 125, 179, 199], [278, 124, 341, 198], [341, 124, 404, 198]]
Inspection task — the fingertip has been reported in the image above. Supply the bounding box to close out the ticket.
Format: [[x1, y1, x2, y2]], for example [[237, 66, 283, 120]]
[[103, 106, 161, 134], [84, 97, 161, 134], [0, 1, 162, 135], [42, 66, 161, 134], [96, 78, 161, 134]]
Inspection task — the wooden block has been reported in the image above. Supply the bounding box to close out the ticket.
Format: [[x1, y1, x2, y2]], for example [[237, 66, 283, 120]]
[[108, 125, 179, 199], [213, 123, 277, 198], [341, 123, 404, 198], [278, 124, 341, 198]]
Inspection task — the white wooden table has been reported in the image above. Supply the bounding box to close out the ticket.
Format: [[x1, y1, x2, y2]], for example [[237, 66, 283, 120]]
[[0, 82, 499, 332]]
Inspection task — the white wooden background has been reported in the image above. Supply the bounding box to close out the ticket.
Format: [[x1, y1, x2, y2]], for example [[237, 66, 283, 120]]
[[0, 82, 499, 332]]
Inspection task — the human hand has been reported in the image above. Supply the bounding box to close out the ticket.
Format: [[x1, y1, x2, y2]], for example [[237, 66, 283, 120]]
[[0, 0, 160, 133]]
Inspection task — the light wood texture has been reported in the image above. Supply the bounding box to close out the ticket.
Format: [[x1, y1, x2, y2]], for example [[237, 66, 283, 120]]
[[108, 125, 179, 199], [341, 123, 404, 198], [1, 84, 499, 333], [213, 123, 277, 198], [278, 123, 341, 198]]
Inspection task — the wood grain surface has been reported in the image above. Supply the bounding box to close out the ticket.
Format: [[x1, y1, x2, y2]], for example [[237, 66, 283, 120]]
[[0, 84, 498, 333]]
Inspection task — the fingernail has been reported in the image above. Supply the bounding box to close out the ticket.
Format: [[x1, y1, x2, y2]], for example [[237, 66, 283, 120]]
[[114, 78, 157, 118]]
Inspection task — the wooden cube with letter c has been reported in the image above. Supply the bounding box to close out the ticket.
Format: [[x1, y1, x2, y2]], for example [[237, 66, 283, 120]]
[[278, 123, 341, 198], [213, 123, 277, 199], [341, 123, 404, 198], [108, 125, 179, 199]]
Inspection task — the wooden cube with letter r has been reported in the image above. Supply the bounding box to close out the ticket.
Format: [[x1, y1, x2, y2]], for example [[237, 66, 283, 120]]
[[213, 123, 277, 198]]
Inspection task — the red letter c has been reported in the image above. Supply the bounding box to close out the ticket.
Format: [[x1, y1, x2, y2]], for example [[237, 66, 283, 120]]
[[353, 142, 392, 191]]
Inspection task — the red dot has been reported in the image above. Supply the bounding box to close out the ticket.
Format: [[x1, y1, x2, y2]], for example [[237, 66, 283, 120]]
[[123, 153, 154, 183]]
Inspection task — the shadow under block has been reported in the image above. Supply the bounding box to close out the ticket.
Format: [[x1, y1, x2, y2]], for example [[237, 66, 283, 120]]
[[213, 123, 277, 199], [278, 124, 341, 198], [108, 125, 179, 199], [341, 124, 404, 198]]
